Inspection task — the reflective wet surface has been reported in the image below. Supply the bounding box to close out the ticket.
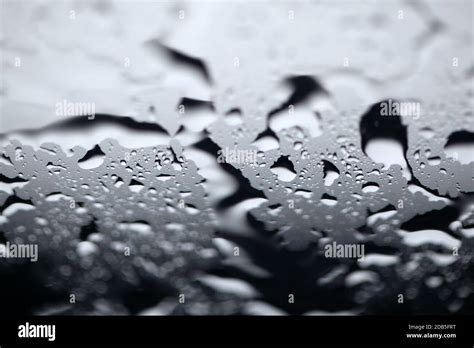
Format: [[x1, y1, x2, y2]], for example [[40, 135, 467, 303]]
[[0, 0, 473, 315]]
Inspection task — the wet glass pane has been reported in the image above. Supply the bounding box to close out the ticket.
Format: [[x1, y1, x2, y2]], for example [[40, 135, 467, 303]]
[[0, 0, 473, 320]]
